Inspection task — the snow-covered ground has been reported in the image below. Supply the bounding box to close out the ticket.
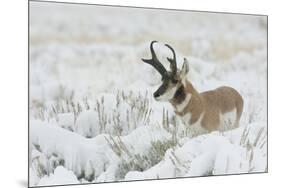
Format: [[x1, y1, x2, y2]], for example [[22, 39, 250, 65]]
[[29, 2, 267, 187]]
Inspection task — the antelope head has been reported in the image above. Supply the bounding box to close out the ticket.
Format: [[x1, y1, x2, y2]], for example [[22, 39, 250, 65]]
[[142, 41, 189, 101]]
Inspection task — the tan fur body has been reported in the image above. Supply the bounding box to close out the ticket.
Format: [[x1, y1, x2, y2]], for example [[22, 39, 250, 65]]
[[141, 41, 244, 136], [170, 80, 244, 135]]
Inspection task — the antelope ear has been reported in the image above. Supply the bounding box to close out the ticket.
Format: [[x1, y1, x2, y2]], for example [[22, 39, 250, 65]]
[[180, 58, 189, 78]]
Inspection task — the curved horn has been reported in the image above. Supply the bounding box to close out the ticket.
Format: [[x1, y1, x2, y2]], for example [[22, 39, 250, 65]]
[[142, 41, 168, 78], [165, 43, 177, 77]]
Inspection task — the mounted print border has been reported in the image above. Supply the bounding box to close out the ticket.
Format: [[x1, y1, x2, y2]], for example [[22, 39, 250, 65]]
[[28, 0, 268, 187]]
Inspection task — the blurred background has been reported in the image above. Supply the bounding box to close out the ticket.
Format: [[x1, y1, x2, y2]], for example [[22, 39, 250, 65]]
[[29, 1, 267, 104]]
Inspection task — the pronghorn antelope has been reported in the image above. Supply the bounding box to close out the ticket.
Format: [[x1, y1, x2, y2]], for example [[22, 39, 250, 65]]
[[142, 41, 244, 136]]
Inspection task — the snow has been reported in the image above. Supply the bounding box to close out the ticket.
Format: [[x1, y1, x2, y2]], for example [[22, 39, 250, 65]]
[[75, 110, 99, 137], [125, 122, 266, 180], [38, 166, 79, 186], [58, 113, 75, 131], [29, 1, 267, 187], [30, 119, 173, 184]]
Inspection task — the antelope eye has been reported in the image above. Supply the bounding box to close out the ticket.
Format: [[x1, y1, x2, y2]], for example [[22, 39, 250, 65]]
[[171, 79, 178, 84]]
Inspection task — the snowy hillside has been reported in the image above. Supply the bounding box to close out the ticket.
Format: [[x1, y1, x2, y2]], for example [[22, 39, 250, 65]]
[[29, 2, 267, 187]]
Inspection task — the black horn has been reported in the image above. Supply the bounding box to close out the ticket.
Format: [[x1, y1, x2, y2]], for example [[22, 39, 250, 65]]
[[142, 41, 169, 78], [165, 43, 177, 78]]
